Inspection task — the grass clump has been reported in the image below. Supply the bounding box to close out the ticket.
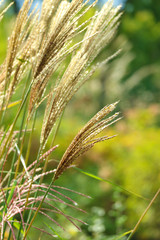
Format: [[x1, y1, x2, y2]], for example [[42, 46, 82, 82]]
[[0, 0, 122, 239]]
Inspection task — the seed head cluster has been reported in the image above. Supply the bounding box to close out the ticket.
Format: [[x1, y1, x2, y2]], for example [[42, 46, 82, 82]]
[[54, 102, 120, 181]]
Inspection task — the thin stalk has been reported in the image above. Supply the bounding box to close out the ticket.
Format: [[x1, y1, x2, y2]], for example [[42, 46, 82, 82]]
[[0, 127, 10, 181], [22, 174, 56, 240], [0, 76, 10, 126], [16, 111, 38, 240], [0, 70, 33, 161], [2, 73, 31, 240], [0, 72, 29, 177], [14, 104, 28, 179], [22, 143, 43, 238], [127, 188, 160, 240], [2, 119, 25, 239], [40, 110, 64, 184], [24, 111, 37, 168]]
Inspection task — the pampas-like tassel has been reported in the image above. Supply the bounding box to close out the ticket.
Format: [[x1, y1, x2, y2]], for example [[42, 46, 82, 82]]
[[54, 102, 121, 181]]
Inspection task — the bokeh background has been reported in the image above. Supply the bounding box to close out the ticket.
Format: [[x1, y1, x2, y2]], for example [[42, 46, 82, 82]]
[[1, 0, 160, 239]]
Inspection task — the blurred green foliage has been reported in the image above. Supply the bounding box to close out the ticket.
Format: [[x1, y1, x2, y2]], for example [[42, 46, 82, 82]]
[[120, 0, 160, 104]]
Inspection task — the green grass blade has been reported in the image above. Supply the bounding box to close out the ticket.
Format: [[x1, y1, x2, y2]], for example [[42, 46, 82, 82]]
[[44, 222, 66, 240], [113, 230, 133, 240], [74, 167, 148, 200]]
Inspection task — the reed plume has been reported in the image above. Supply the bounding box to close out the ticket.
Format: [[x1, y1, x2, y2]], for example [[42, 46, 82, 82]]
[[40, 0, 122, 145], [54, 102, 120, 181]]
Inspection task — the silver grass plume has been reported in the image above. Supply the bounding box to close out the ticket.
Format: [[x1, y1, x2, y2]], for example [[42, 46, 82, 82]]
[[0, 0, 36, 108], [28, 0, 93, 117], [53, 102, 121, 181], [40, 0, 122, 145]]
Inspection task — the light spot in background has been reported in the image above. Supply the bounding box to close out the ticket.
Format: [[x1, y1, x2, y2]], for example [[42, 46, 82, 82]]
[[16, 0, 42, 10], [101, 0, 126, 6]]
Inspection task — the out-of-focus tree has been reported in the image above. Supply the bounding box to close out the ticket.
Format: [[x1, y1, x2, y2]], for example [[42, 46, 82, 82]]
[[125, 0, 160, 21], [118, 0, 160, 103], [122, 0, 160, 66]]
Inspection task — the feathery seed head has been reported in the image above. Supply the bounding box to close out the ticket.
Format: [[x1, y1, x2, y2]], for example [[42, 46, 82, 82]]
[[40, 1, 121, 146], [53, 102, 120, 181]]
